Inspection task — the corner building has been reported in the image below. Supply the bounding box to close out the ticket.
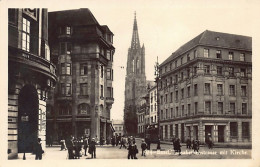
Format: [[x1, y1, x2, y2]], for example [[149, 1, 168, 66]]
[[8, 9, 57, 159], [158, 30, 252, 145], [47, 9, 115, 142]]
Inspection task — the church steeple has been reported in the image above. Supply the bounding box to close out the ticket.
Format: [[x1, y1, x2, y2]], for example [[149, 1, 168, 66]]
[[131, 12, 140, 49]]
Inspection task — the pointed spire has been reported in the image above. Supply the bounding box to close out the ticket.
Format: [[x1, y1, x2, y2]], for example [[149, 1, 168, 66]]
[[131, 11, 140, 49]]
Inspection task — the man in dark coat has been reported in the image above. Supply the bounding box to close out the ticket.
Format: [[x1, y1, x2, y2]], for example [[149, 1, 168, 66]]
[[65, 135, 75, 159], [35, 138, 43, 160], [83, 137, 89, 156], [88, 138, 96, 158], [141, 139, 147, 156]]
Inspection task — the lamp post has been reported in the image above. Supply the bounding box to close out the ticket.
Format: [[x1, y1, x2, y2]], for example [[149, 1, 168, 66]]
[[154, 56, 161, 149], [21, 112, 29, 160]]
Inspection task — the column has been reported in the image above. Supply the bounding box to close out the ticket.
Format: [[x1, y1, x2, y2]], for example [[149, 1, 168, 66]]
[[199, 121, 204, 143], [238, 121, 242, 142], [213, 124, 218, 143], [225, 122, 230, 142], [249, 121, 252, 142], [190, 125, 194, 140], [168, 124, 170, 139], [178, 123, 181, 140]]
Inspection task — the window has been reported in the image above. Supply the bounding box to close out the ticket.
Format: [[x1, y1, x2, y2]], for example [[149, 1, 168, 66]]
[[230, 103, 235, 114], [230, 122, 238, 138], [107, 87, 113, 98], [181, 57, 183, 65], [188, 104, 191, 115], [187, 54, 190, 61], [205, 83, 210, 95], [176, 107, 179, 117], [78, 103, 90, 115], [60, 43, 66, 54], [182, 105, 184, 116], [170, 77, 173, 85], [194, 50, 197, 58], [61, 83, 71, 96], [80, 83, 88, 95], [100, 85, 104, 97], [194, 84, 198, 96], [170, 63, 172, 70], [175, 61, 177, 68], [151, 93, 153, 103], [229, 85, 235, 96], [218, 102, 223, 114], [107, 68, 112, 80], [241, 86, 247, 96], [193, 66, 197, 75], [187, 69, 190, 78], [216, 50, 222, 59], [61, 63, 71, 75], [100, 66, 104, 78], [217, 66, 223, 76], [59, 103, 72, 115], [181, 72, 184, 81], [240, 53, 245, 61], [107, 50, 112, 60], [229, 67, 234, 76], [175, 75, 178, 83], [166, 109, 168, 119], [170, 92, 173, 103], [80, 64, 88, 75], [205, 101, 211, 113], [165, 94, 168, 103], [204, 65, 210, 74], [66, 26, 71, 35], [194, 102, 198, 114], [241, 68, 246, 77], [22, 18, 30, 52], [175, 91, 178, 101], [229, 52, 234, 60], [151, 105, 153, 112], [217, 84, 223, 95], [171, 108, 173, 118], [181, 88, 184, 99], [160, 110, 163, 120], [242, 122, 249, 139], [187, 86, 190, 97], [165, 79, 168, 87], [204, 49, 209, 58], [242, 103, 247, 114]]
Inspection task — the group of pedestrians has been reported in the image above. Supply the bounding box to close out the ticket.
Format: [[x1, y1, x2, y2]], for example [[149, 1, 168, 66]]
[[64, 135, 97, 159]]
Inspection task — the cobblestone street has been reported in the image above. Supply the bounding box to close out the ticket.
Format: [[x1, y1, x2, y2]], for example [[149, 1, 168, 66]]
[[15, 139, 251, 160]]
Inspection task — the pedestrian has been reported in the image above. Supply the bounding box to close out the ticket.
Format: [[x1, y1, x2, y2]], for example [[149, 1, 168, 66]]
[[88, 138, 96, 158], [111, 136, 116, 146], [74, 138, 82, 159], [186, 138, 191, 149], [141, 139, 147, 156], [145, 137, 151, 150], [133, 142, 138, 159], [127, 141, 137, 159], [193, 140, 200, 153], [116, 134, 119, 146], [60, 138, 67, 151], [35, 138, 44, 160], [65, 135, 75, 159], [83, 137, 89, 156], [174, 138, 181, 155], [208, 136, 213, 149], [120, 136, 127, 149]]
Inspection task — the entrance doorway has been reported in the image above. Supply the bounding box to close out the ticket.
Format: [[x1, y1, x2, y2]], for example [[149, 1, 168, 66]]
[[205, 125, 213, 144], [218, 125, 225, 142], [18, 85, 39, 153], [175, 124, 178, 138], [193, 126, 198, 140]]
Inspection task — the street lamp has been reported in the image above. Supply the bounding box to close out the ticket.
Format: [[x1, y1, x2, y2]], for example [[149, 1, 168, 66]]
[[21, 112, 29, 160], [154, 56, 161, 150]]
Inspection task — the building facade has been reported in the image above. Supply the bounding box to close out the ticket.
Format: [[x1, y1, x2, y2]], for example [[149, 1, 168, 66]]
[[137, 93, 149, 137], [148, 85, 158, 126], [158, 30, 252, 144], [47, 9, 115, 142], [8, 8, 57, 159], [112, 120, 124, 136], [124, 13, 147, 135]]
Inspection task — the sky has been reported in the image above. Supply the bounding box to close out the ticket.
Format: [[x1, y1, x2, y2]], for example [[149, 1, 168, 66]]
[[2, 0, 260, 121]]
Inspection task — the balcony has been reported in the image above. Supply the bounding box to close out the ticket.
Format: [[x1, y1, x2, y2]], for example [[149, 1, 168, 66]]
[[106, 97, 114, 105], [9, 46, 56, 81]]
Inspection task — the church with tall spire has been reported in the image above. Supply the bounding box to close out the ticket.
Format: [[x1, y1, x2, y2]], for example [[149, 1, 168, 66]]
[[124, 12, 147, 135]]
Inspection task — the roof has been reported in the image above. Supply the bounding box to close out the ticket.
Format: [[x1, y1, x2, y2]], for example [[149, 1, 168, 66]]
[[160, 30, 252, 67], [101, 25, 114, 35], [48, 8, 99, 26]]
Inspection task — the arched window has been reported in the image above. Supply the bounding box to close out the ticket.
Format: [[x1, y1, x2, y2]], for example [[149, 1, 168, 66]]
[[78, 103, 90, 115], [132, 59, 135, 73]]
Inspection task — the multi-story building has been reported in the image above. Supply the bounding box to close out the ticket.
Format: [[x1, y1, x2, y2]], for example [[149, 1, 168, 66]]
[[148, 85, 158, 126], [112, 120, 124, 136], [47, 9, 115, 142], [124, 13, 147, 135], [137, 93, 149, 137], [8, 8, 57, 159], [158, 30, 252, 144]]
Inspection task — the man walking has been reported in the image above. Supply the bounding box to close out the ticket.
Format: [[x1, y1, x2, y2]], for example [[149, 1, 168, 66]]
[[88, 138, 96, 158], [35, 138, 44, 160]]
